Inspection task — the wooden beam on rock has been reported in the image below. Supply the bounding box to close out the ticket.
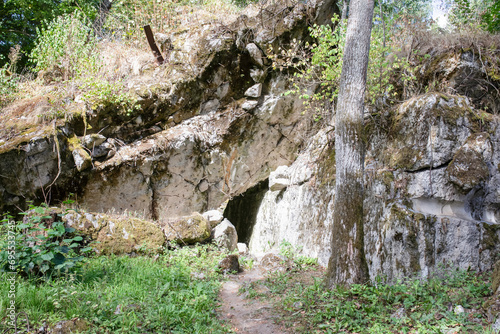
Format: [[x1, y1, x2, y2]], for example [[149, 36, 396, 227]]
[[143, 25, 164, 65]]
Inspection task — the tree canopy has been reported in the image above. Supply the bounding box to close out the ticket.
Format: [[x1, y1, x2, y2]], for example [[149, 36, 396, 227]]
[[0, 0, 100, 69]]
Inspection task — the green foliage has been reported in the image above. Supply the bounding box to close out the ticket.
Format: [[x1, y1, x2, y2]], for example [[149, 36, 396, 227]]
[[79, 78, 139, 116], [447, 0, 499, 31], [30, 10, 99, 80], [0, 204, 92, 278], [481, 0, 500, 32], [0, 0, 100, 70], [0, 245, 230, 333], [273, 11, 417, 112], [262, 267, 493, 333]]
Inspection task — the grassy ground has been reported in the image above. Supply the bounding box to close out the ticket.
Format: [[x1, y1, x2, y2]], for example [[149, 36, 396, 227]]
[[1, 240, 498, 333], [0, 244, 233, 333], [243, 263, 497, 334]]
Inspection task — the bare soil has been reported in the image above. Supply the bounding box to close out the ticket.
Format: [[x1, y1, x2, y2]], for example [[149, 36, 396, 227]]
[[218, 265, 290, 334]]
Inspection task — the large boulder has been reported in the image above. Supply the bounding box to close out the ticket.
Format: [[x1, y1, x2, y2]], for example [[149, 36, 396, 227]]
[[63, 210, 165, 254], [213, 219, 238, 251], [162, 213, 211, 245]]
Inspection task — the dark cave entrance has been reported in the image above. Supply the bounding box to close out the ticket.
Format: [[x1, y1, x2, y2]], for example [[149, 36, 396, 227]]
[[223, 179, 269, 244]]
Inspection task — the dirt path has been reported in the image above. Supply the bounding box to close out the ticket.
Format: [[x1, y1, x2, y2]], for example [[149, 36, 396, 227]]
[[218, 266, 288, 334]]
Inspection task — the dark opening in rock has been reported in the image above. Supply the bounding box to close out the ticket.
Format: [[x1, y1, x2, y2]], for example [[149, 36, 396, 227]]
[[223, 179, 268, 244]]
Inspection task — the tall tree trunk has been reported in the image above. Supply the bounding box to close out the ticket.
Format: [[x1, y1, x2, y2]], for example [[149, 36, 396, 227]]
[[326, 0, 374, 288]]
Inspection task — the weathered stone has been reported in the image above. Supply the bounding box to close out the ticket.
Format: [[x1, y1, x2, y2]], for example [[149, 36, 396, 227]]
[[213, 218, 238, 251], [95, 217, 165, 254], [446, 132, 491, 191], [62, 210, 165, 254], [260, 252, 287, 270], [454, 305, 465, 314], [237, 242, 248, 255], [391, 308, 405, 319], [493, 317, 500, 333], [218, 254, 240, 273], [163, 213, 211, 244], [269, 165, 290, 191], [82, 134, 107, 148], [246, 43, 264, 67], [248, 93, 500, 280], [90, 142, 112, 158], [202, 210, 224, 228], [244, 83, 262, 98], [72, 147, 92, 171], [250, 68, 266, 83], [242, 100, 259, 111], [200, 99, 220, 114]]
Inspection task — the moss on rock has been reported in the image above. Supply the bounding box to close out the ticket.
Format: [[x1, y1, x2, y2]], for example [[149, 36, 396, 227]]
[[96, 217, 165, 254], [63, 210, 165, 254], [163, 212, 211, 244], [446, 133, 491, 191]]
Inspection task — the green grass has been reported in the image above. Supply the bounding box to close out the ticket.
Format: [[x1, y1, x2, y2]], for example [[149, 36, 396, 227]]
[[261, 267, 495, 333], [0, 244, 232, 333]]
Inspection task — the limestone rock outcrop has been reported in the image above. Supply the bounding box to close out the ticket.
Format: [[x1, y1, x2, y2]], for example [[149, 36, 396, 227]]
[[1, 0, 500, 283], [248, 92, 500, 281]]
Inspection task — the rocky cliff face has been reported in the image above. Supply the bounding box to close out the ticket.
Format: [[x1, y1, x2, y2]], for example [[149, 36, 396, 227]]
[[250, 92, 500, 281], [1, 0, 499, 281]]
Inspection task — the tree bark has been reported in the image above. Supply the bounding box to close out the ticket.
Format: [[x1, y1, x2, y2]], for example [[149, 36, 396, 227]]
[[326, 0, 374, 288]]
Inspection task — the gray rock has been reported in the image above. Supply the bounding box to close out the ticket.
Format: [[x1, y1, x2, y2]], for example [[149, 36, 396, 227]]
[[242, 100, 259, 111], [391, 307, 405, 319], [260, 252, 286, 270], [249, 93, 500, 280], [82, 134, 106, 148], [269, 165, 290, 191], [237, 243, 248, 255], [446, 132, 491, 191], [244, 83, 262, 98], [163, 213, 211, 245], [200, 99, 220, 114], [213, 219, 238, 251], [218, 254, 240, 273], [202, 209, 224, 228], [72, 147, 92, 171], [250, 68, 267, 83], [90, 142, 112, 159], [51, 318, 90, 334], [492, 317, 500, 332], [246, 43, 264, 67]]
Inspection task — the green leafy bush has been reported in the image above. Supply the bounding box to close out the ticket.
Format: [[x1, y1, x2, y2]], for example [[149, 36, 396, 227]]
[[30, 10, 99, 81], [271, 12, 415, 115], [0, 204, 92, 277], [482, 0, 500, 32]]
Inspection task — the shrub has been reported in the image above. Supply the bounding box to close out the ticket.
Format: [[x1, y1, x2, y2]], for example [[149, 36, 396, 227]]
[[0, 204, 93, 278], [30, 10, 99, 81]]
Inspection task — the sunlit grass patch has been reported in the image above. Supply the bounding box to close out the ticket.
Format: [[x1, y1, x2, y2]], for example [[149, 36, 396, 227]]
[[0, 244, 231, 333]]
